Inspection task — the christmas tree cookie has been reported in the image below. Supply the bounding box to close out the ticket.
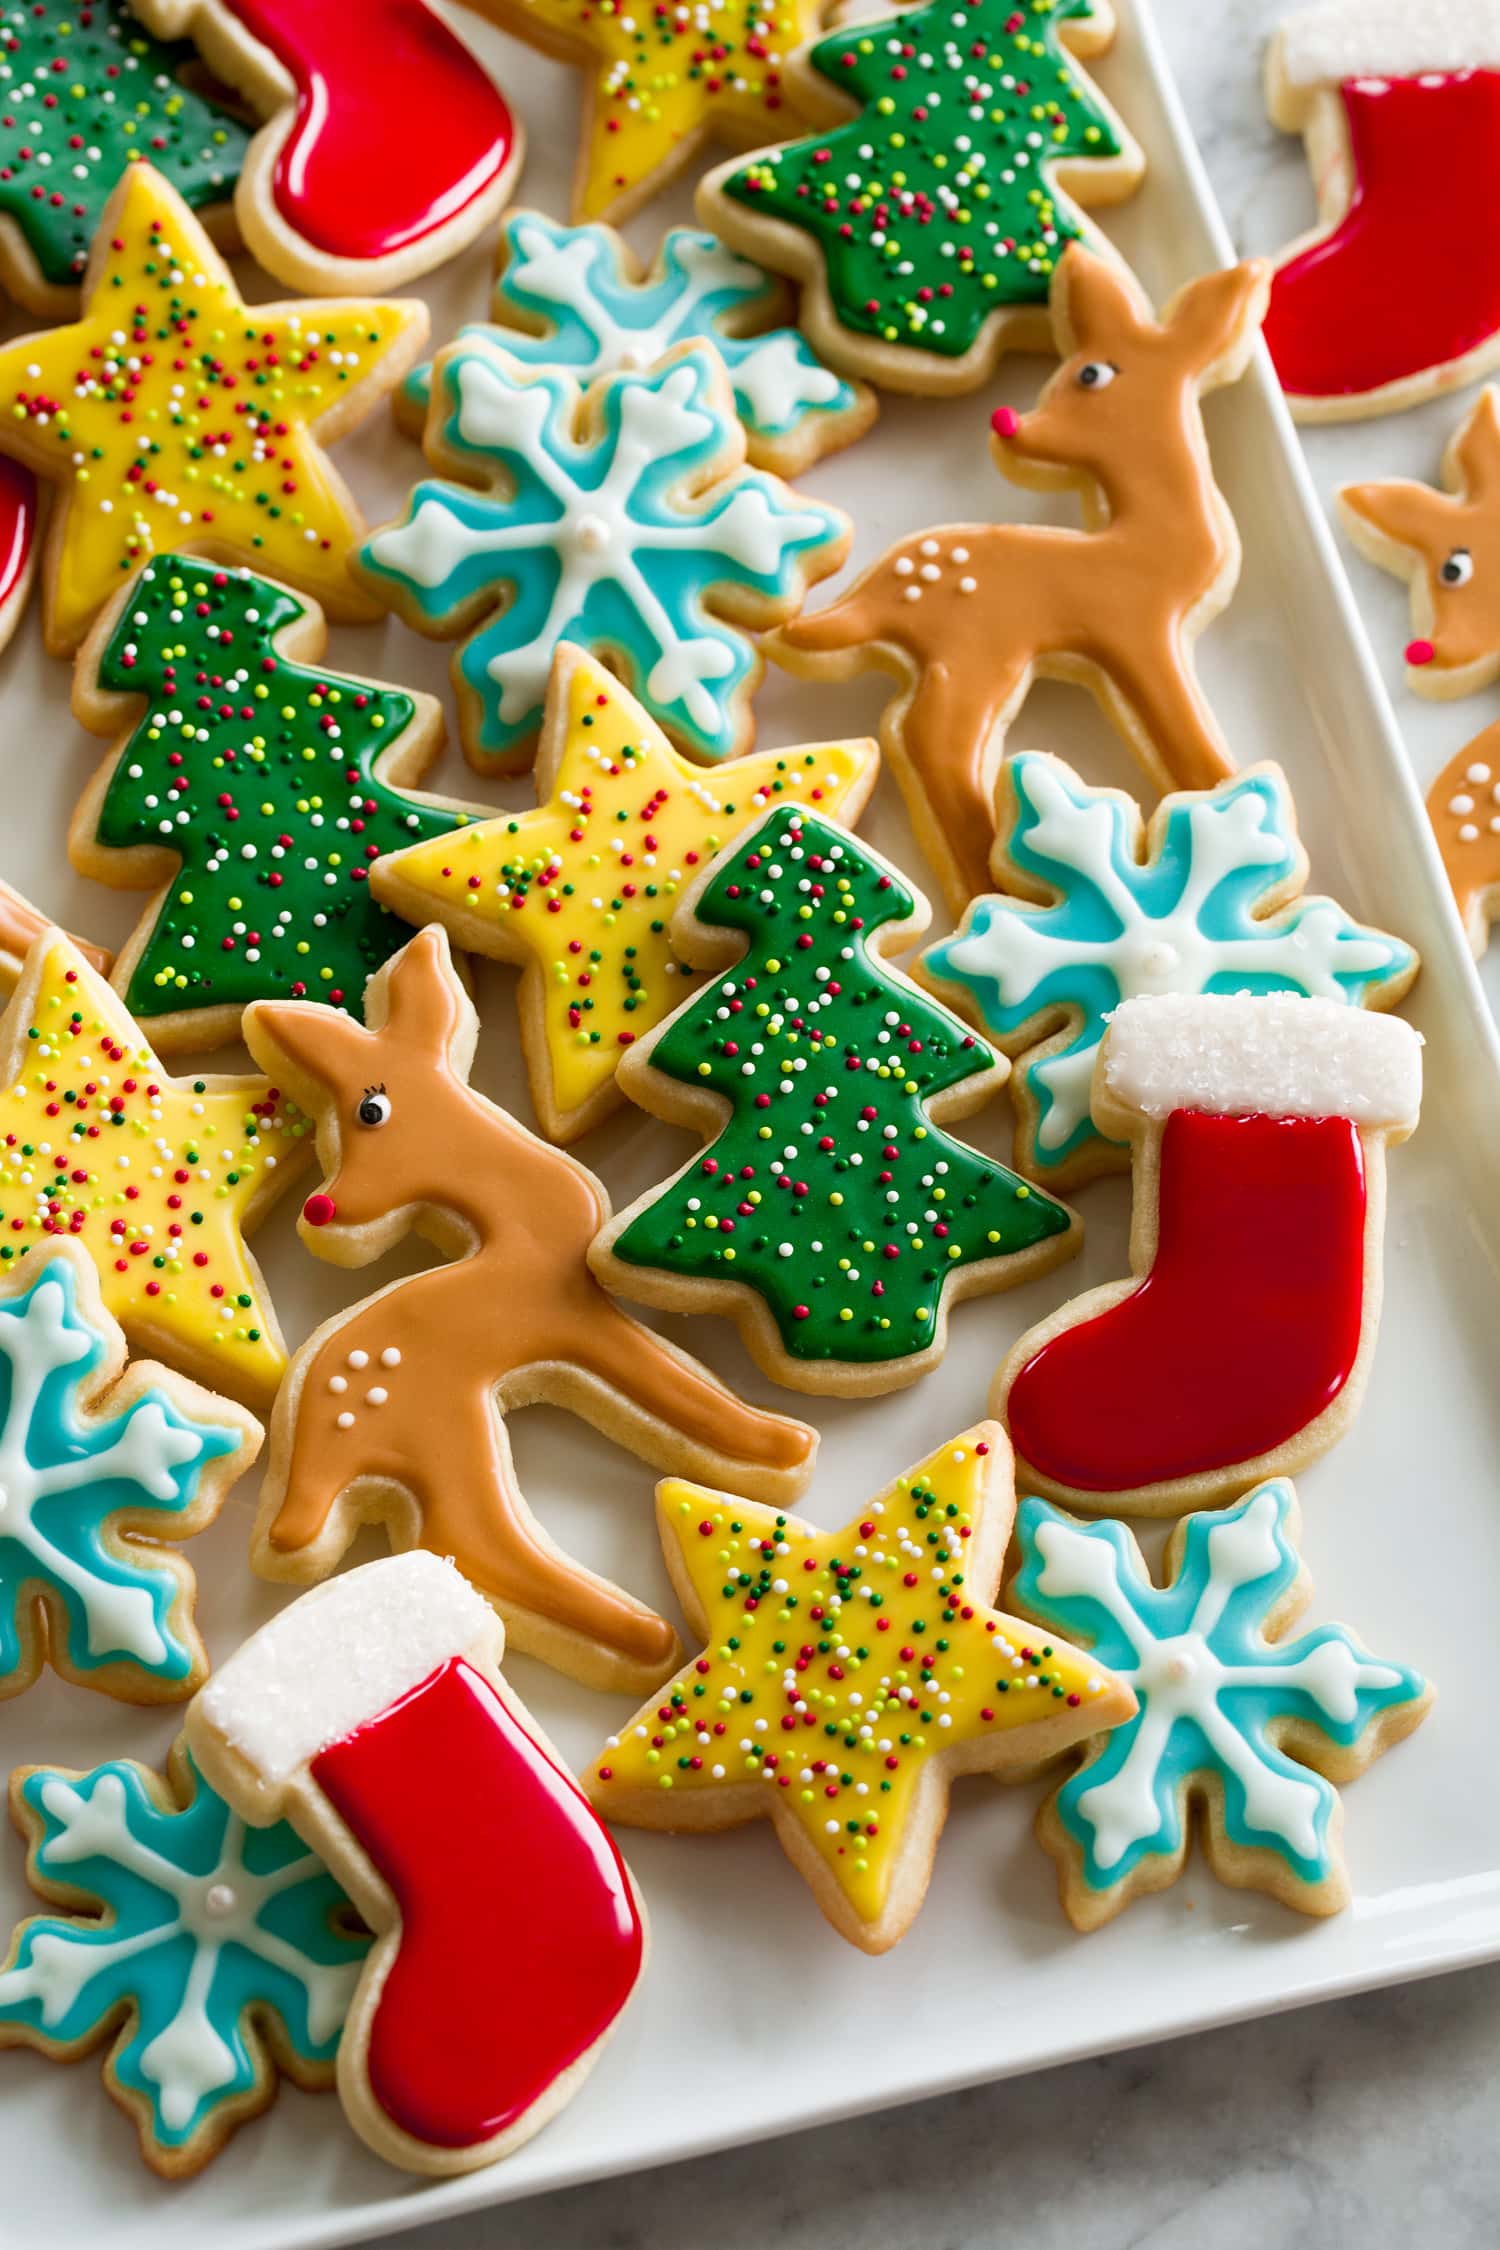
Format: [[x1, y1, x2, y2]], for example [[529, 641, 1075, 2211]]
[[0, 0, 249, 316], [922, 755, 1418, 1188], [0, 163, 427, 655], [69, 554, 488, 1052], [587, 1423, 1135, 1952], [372, 644, 878, 1142], [591, 805, 1080, 1395], [701, 0, 1144, 392]]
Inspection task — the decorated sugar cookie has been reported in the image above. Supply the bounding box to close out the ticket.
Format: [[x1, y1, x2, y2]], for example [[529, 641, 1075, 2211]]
[[995, 992, 1423, 1513], [398, 210, 876, 478], [921, 756, 1418, 1187], [191, 1554, 647, 2175], [0, 1743, 365, 2176], [0, 458, 38, 656], [0, 1240, 258, 1704], [1264, 0, 1500, 419], [242, 926, 817, 1694], [591, 806, 1080, 1397], [361, 337, 848, 776], [0, 879, 111, 987], [774, 248, 1269, 909], [1427, 721, 1500, 956], [131, 0, 522, 294], [1339, 389, 1500, 697], [0, 0, 249, 316], [1010, 1482, 1432, 1927], [372, 644, 877, 1142], [702, 0, 1144, 393], [69, 553, 489, 1051], [587, 1424, 1135, 1953], [0, 163, 427, 655], [0, 930, 308, 1406]]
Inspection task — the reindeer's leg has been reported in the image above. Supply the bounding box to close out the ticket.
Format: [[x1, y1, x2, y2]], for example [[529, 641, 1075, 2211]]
[[1108, 640, 1235, 793], [893, 660, 1023, 906], [262, 1332, 368, 1559]]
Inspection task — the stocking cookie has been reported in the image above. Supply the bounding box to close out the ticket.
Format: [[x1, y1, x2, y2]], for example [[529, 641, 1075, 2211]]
[[1010, 1482, 1432, 1927], [587, 1423, 1135, 1953], [1264, 1, 1500, 419], [190, 1554, 647, 2175], [1339, 389, 1500, 697], [773, 248, 1269, 910], [0, 930, 308, 1406], [371, 642, 877, 1142], [69, 553, 489, 1051], [995, 992, 1423, 1513], [0, 163, 427, 656], [0, 1742, 366, 2176], [921, 755, 1418, 1188], [591, 806, 1080, 1397], [704, 0, 1143, 393], [397, 210, 876, 477], [129, 0, 521, 294], [0, 1239, 258, 1705], [242, 925, 817, 1694], [1427, 721, 1500, 956], [361, 336, 848, 775]]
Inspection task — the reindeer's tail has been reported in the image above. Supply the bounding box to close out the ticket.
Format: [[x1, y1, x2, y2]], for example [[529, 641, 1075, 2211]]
[[774, 561, 909, 664]]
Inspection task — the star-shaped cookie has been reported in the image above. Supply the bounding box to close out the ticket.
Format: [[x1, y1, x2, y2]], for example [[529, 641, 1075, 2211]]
[[0, 930, 309, 1405], [587, 1422, 1135, 1951], [0, 162, 427, 653], [372, 644, 877, 1141]]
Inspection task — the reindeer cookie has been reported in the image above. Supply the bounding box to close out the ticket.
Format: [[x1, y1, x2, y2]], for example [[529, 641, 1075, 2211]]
[[1340, 388, 1500, 698], [1427, 722, 1500, 957], [772, 248, 1270, 910], [242, 925, 817, 1695]]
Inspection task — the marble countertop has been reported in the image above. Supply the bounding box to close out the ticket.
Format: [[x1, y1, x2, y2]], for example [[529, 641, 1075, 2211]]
[[383, 6, 1500, 2245]]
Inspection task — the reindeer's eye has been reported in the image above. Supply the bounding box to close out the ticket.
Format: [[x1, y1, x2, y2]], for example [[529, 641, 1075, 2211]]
[[1441, 547, 1474, 586], [356, 1090, 391, 1129], [1077, 360, 1118, 390]]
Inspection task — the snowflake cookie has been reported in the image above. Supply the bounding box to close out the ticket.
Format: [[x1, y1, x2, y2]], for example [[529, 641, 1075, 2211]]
[[358, 337, 850, 775], [1010, 1480, 1432, 1927], [0, 1239, 257, 1704], [0, 1743, 366, 2175], [398, 212, 876, 478], [922, 756, 1419, 1186]]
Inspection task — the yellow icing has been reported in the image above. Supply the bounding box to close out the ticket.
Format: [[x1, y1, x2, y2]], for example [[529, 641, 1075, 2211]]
[[0, 164, 422, 650], [374, 651, 874, 1133], [0, 935, 308, 1401], [589, 1428, 1116, 1929]]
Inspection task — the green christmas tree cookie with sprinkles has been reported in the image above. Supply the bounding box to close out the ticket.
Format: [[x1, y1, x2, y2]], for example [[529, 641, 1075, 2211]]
[[69, 554, 487, 1052], [0, 0, 251, 316], [701, 0, 1145, 391], [591, 805, 1080, 1394]]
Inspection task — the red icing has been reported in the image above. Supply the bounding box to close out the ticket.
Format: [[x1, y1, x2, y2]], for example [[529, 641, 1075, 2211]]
[[1266, 71, 1500, 401], [0, 457, 36, 618], [312, 1656, 643, 2152], [227, 0, 516, 262], [1005, 1111, 1367, 1492]]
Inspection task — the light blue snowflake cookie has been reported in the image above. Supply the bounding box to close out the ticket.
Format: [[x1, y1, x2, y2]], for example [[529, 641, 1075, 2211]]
[[0, 1746, 367, 2174], [397, 212, 877, 476], [0, 1239, 258, 1703], [1010, 1481, 1432, 1928], [359, 338, 850, 774], [922, 756, 1418, 1186]]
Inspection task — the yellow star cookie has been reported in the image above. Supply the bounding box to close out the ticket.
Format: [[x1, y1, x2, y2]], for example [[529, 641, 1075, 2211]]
[[372, 644, 877, 1142], [0, 932, 311, 1406], [587, 1422, 1135, 1951], [0, 164, 427, 654], [499, 0, 828, 222]]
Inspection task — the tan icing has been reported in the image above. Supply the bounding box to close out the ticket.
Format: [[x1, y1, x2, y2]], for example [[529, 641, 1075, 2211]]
[[1427, 718, 1500, 955], [248, 927, 815, 1677], [778, 250, 1269, 904], [0, 882, 111, 980]]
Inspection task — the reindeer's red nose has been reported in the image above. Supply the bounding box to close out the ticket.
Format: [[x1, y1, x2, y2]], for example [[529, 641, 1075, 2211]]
[[303, 1193, 337, 1227], [991, 406, 1022, 439], [1406, 638, 1435, 666]]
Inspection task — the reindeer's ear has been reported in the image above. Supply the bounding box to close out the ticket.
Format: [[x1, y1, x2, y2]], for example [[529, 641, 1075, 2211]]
[[244, 997, 370, 1090], [374, 925, 469, 1059], [1451, 387, 1500, 498], [1164, 259, 1270, 373], [1340, 478, 1454, 558], [1052, 243, 1153, 354]]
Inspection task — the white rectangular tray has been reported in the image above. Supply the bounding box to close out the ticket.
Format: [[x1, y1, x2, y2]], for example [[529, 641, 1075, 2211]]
[[2, 4, 1499, 2246]]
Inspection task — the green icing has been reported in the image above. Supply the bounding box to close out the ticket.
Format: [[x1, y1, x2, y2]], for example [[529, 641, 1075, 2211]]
[[720, 0, 1121, 360], [88, 552, 472, 1025], [613, 806, 1072, 1365], [0, 0, 250, 289]]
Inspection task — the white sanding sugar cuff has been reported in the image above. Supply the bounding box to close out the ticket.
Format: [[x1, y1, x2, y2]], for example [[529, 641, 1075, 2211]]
[[1100, 993, 1422, 1127], [196, 1553, 501, 1786], [1277, 0, 1500, 88]]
